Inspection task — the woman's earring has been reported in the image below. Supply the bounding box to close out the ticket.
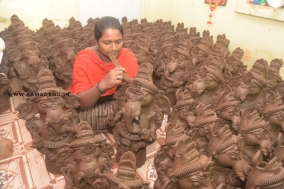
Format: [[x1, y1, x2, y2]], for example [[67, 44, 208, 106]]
[[96, 46, 98, 50]]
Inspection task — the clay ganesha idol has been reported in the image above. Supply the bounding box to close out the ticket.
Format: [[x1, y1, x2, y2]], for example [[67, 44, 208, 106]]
[[15, 69, 80, 174], [163, 140, 216, 189], [16, 69, 116, 189], [56, 121, 115, 189], [92, 151, 150, 189], [109, 63, 171, 167], [9, 37, 49, 93]]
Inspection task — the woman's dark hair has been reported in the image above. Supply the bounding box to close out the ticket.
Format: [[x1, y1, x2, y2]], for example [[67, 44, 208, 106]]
[[94, 16, 123, 41]]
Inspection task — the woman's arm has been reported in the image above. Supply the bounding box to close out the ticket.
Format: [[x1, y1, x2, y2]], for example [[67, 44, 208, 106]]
[[78, 66, 126, 109], [77, 84, 102, 109]]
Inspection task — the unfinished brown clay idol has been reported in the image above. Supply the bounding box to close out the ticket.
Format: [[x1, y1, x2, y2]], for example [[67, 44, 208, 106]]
[[236, 59, 268, 110], [9, 37, 49, 92], [49, 37, 75, 89], [165, 140, 215, 189], [93, 151, 150, 189], [246, 150, 284, 189], [15, 69, 80, 174], [188, 104, 220, 155], [4, 15, 284, 188], [206, 125, 249, 188], [1, 14, 98, 92], [214, 91, 241, 132], [261, 91, 284, 143], [56, 121, 115, 189], [159, 39, 191, 106], [191, 31, 212, 70], [238, 106, 273, 162], [169, 88, 196, 133], [109, 63, 171, 167], [154, 33, 173, 88], [134, 34, 156, 68], [189, 55, 225, 106], [15, 69, 116, 189], [153, 123, 189, 189], [224, 47, 246, 79], [266, 58, 283, 97]]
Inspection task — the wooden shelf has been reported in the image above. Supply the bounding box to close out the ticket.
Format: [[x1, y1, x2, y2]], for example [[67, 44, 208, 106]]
[[235, 0, 284, 22]]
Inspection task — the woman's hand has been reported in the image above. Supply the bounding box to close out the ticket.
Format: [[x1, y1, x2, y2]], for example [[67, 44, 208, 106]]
[[100, 67, 127, 91]]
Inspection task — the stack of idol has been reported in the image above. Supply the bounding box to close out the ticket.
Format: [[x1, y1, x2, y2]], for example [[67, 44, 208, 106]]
[[1, 14, 284, 189], [0, 15, 97, 90], [15, 68, 152, 189]]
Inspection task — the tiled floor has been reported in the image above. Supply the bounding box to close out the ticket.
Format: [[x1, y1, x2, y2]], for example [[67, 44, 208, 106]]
[[0, 78, 167, 189]]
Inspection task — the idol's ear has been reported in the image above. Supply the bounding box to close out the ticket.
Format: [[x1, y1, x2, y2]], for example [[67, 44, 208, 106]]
[[64, 93, 81, 109], [156, 92, 171, 115], [8, 48, 22, 62], [15, 101, 37, 120]]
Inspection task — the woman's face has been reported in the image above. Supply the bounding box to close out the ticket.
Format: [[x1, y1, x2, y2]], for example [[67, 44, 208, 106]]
[[97, 28, 123, 58]]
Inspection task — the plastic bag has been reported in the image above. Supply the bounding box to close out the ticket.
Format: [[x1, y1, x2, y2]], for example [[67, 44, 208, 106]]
[[253, 0, 267, 4], [0, 38, 5, 63], [266, 0, 284, 8]]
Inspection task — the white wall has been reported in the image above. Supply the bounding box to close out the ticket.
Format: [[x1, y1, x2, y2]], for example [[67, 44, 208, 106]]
[[78, 0, 144, 25], [0, 0, 144, 31], [0, 0, 79, 31], [1, 0, 283, 76], [144, 0, 284, 76]]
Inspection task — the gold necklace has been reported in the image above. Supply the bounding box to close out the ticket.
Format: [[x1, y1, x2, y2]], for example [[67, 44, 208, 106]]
[[207, 0, 222, 24]]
